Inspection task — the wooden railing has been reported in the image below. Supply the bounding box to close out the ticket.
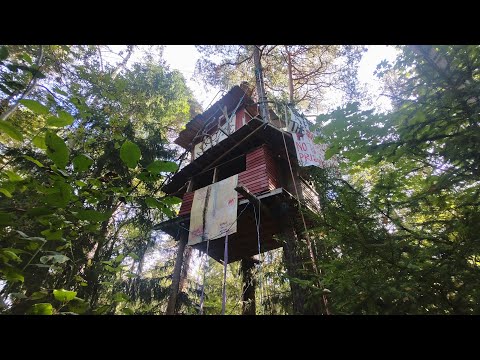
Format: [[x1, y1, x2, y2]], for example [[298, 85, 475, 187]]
[[299, 177, 321, 213]]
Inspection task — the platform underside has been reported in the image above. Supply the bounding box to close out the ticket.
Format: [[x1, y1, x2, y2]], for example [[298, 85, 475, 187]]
[[154, 188, 321, 264]]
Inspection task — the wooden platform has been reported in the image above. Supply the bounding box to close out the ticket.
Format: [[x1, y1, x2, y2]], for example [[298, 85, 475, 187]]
[[154, 187, 321, 264]]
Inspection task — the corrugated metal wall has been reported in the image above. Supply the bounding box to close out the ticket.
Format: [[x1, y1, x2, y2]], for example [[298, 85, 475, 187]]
[[178, 145, 278, 216]]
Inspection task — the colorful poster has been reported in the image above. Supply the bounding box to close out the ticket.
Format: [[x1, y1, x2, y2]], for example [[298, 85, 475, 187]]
[[188, 174, 238, 246]]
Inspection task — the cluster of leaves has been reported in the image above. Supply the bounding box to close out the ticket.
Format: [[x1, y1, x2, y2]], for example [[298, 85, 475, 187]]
[[0, 45, 196, 314], [303, 45, 480, 314]]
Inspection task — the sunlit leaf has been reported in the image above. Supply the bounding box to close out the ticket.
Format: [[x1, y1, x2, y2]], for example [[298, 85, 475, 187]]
[[23, 155, 44, 167], [0, 188, 12, 198], [53, 289, 77, 302], [120, 140, 141, 168], [45, 131, 69, 169], [0, 121, 23, 141], [146, 160, 178, 174], [29, 303, 53, 315], [19, 99, 49, 115]]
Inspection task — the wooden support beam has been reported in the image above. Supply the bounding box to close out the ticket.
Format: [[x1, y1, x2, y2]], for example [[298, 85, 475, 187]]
[[235, 185, 274, 220], [235, 185, 260, 206]]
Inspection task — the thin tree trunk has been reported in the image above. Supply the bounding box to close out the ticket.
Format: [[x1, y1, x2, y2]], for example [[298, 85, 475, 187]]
[[285, 46, 294, 104], [278, 225, 306, 315], [241, 257, 256, 315], [178, 246, 192, 293], [166, 233, 187, 315], [253, 45, 270, 122], [0, 45, 44, 121]]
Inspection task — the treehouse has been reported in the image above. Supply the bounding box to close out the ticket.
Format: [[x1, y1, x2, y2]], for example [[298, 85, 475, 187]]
[[155, 83, 322, 264]]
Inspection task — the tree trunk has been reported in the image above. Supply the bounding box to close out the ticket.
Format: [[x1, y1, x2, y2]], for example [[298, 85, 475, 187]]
[[175, 245, 192, 313], [241, 257, 256, 315], [0, 45, 44, 121], [253, 45, 270, 122], [285, 46, 294, 104], [166, 232, 187, 315], [278, 225, 306, 314]]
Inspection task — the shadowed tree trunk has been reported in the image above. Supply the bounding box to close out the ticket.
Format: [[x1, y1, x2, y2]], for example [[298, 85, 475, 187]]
[[166, 232, 187, 315], [241, 257, 256, 315]]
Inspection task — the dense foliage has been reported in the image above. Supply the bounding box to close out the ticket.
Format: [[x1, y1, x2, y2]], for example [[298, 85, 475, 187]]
[[0, 45, 196, 314], [2, 44, 479, 315]]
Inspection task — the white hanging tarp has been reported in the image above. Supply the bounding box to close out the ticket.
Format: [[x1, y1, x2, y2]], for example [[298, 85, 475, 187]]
[[288, 107, 337, 168], [188, 174, 238, 246]]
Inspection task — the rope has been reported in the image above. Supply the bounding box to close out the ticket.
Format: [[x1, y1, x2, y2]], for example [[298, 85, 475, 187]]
[[280, 127, 330, 315], [253, 203, 264, 315]]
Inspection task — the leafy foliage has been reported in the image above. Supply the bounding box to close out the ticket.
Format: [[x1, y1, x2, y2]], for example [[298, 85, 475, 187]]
[[0, 45, 198, 315]]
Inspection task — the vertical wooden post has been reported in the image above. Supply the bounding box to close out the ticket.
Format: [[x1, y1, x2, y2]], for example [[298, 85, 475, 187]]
[[166, 231, 188, 315], [241, 257, 256, 315]]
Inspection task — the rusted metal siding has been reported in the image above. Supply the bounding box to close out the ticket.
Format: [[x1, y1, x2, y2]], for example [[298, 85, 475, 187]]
[[177, 145, 278, 216]]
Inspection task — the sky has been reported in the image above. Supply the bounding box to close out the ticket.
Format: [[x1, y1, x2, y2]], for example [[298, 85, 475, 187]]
[[162, 45, 399, 113], [110, 45, 399, 113]]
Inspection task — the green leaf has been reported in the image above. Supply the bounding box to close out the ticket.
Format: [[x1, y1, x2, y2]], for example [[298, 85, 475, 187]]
[[19, 99, 49, 115], [114, 254, 125, 264], [72, 154, 93, 172], [46, 114, 73, 127], [0, 212, 14, 226], [2, 250, 21, 262], [146, 160, 178, 174], [23, 155, 44, 167], [30, 291, 48, 300], [122, 307, 134, 315], [127, 252, 140, 261], [5, 170, 23, 182], [161, 196, 182, 205], [21, 53, 32, 64], [145, 197, 161, 209], [53, 289, 77, 302], [3, 267, 24, 283], [39, 254, 70, 264], [0, 121, 23, 141], [11, 292, 27, 299], [27, 207, 53, 216], [45, 131, 69, 169], [68, 297, 88, 314], [75, 180, 88, 187], [53, 87, 68, 97], [58, 110, 74, 123], [45, 181, 72, 208], [74, 209, 111, 222], [40, 229, 63, 241], [120, 140, 141, 168], [30, 303, 53, 315], [0, 188, 12, 198], [113, 292, 130, 303], [0, 46, 9, 61], [32, 134, 46, 149]]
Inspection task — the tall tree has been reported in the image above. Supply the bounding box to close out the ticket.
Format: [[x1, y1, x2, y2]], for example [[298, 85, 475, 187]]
[[309, 45, 480, 314], [195, 45, 365, 111], [0, 45, 198, 315]]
